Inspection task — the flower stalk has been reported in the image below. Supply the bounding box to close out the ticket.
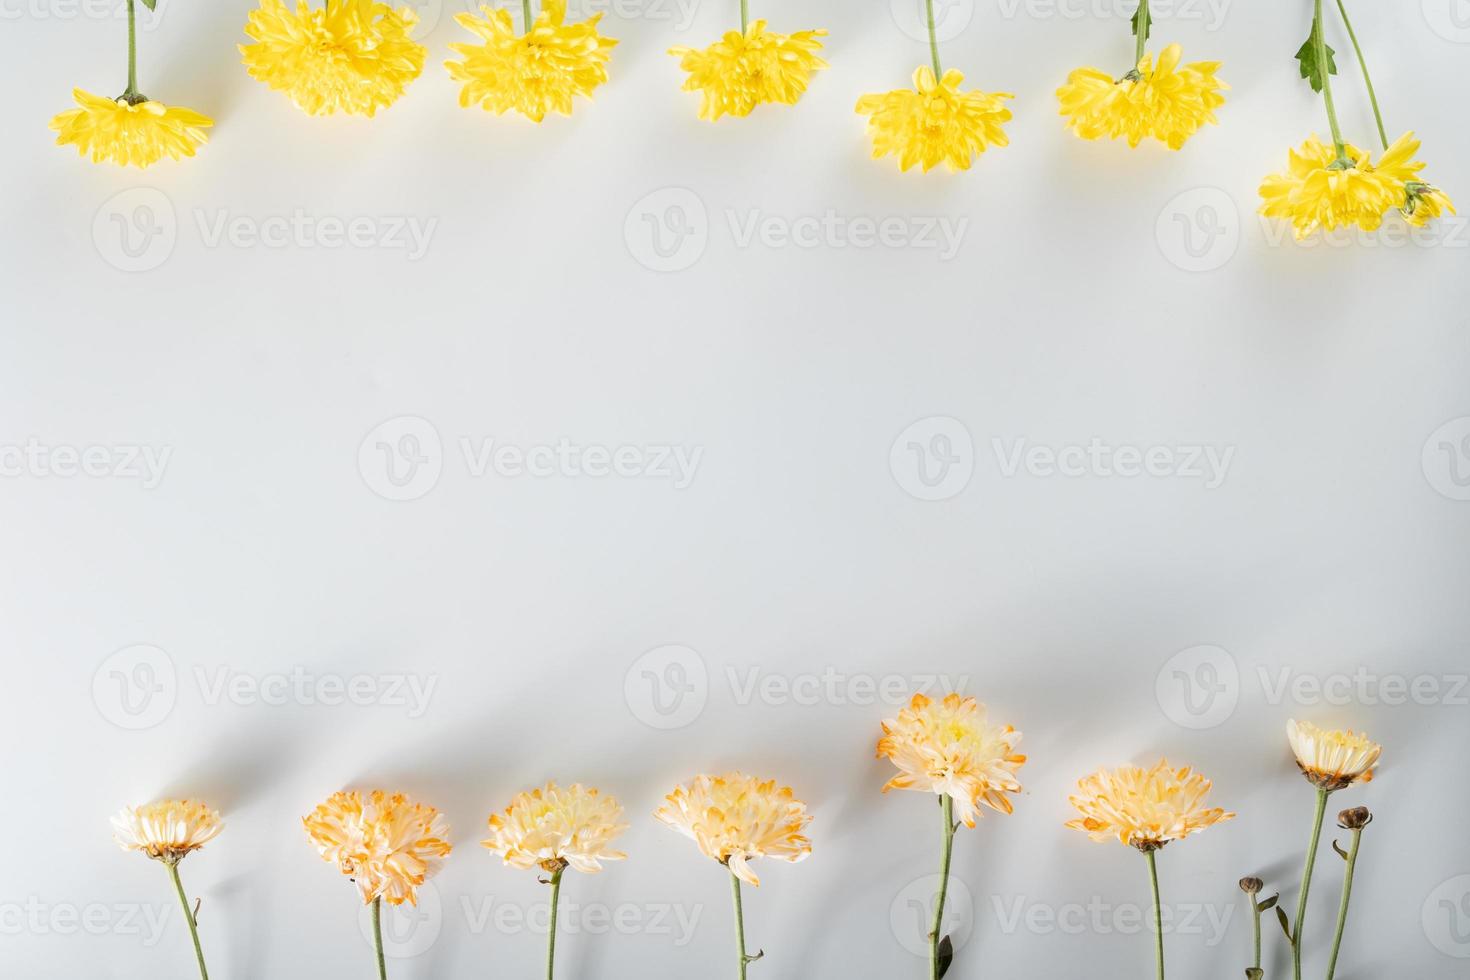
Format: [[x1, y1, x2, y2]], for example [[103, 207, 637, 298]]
[[1290, 787, 1330, 980], [1145, 849, 1164, 980], [1331, 0, 1387, 149], [924, 0, 942, 78], [930, 795, 957, 980], [1325, 809, 1370, 980], [1310, 0, 1348, 164], [166, 862, 210, 980], [1133, 0, 1150, 66], [728, 868, 763, 980], [545, 866, 564, 980], [124, 0, 140, 101], [371, 897, 388, 980]]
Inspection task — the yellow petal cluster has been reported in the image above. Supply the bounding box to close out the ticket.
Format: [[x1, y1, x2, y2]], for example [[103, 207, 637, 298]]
[[1286, 719, 1381, 791], [1057, 43, 1225, 149], [669, 20, 828, 121], [304, 790, 451, 905], [241, 0, 426, 117], [654, 772, 812, 886], [856, 67, 1012, 173], [112, 800, 223, 864], [1369, 132, 1457, 229], [50, 89, 212, 168], [1065, 760, 1233, 850], [877, 692, 1025, 828], [446, 0, 617, 122], [483, 781, 628, 874]]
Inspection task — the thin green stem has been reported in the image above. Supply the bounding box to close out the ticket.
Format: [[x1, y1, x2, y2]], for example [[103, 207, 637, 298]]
[[546, 867, 564, 980], [1251, 898, 1262, 972], [1145, 850, 1164, 980], [1311, 0, 1348, 162], [522, 0, 532, 30], [1134, 0, 1150, 66], [924, 0, 942, 78], [1332, 0, 1388, 149], [1324, 829, 1363, 980], [166, 863, 209, 980], [371, 897, 388, 980], [1291, 788, 1330, 980], [730, 869, 750, 980], [930, 795, 956, 980], [124, 0, 139, 100], [739, 0, 748, 31]]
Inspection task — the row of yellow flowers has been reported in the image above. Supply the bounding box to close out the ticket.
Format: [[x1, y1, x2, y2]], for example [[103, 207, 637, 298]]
[[115, 695, 1382, 980], [50, 0, 1454, 238]]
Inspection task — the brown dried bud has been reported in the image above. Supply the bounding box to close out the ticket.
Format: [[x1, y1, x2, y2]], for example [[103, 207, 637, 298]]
[[1239, 876, 1264, 895], [1337, 806, 1372, 830]]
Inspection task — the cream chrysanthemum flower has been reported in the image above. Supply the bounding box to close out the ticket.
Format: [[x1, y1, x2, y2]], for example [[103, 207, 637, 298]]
[[1258, 135, 1407, 239], [304, 790, 452, 905], [654, 772, 812, 886], [50, 90, 212, 168], [446, 0, 617, 122], [1365, 131, 1457, 229], [877, 692, 1025, 828], [856, 66, 1012, 173], [112, 800, 223, 864], [483, 782, 628, 874], [1056, 43, 1225, 149], [241, 0, 426, 117], [669, 21, 827, 121], [1065, 760, 1234, 851], [1286, 719, 1381, 792]]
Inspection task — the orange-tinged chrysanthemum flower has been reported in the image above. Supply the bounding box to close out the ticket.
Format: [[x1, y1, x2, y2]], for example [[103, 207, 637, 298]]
[[1066, 760, 1234, 851], [50, 89, 212, 168], [1286, 719, 1381, 792], [483, 781, 628, 874], [855, 66, 1012, 173], [1366, 131, 1456, 229], [1056, 43, 1225, 149], [669, 20, 827, 121], [241, 0, 426, 117], [1258, 135, 1406, 239], [446, 0, 616, 122], [112, 800, 223, 864], [304, 790, 451, 905], [877, 692, 1025, 828], [654, 772, 812, 886]]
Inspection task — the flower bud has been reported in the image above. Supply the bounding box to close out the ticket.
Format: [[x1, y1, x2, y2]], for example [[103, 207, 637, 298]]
[[1239, 876, 1264, 895], [1337, 806, 1372, 830]]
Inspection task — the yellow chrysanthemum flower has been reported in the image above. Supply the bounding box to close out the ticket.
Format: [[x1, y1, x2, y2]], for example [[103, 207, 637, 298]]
[[241, 0, 426, 117], [877, 692, 1025, 828], [446, 0, 617, 122], [304, 790, 451, 906], [112, 800, 223, 864], [50, 89, 212, 168], [1365, 131, 1457, 229], [1057, 43, 1225, 149], [1286, 719, 1381, 792], [855, 66, 1012, 173], [669, 20, 827, 121], [483, 781, 628, 874], [1258, 135, 1407, 239], [1065, 760, 1234, 851], [654, 772, 812, 886]]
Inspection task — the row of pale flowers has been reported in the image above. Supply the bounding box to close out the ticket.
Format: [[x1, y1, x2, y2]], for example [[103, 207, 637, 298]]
[[115, 694, 1382, 980]]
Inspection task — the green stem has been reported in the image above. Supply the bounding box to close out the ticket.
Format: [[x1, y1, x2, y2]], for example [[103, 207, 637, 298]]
[[1311, 0, 1348, 162], [1251, 898, 1262, 972], [166, 863, 209, 980], [124, 0, 139, 100], [730, 869, 750, 980], [739, 0, 748, 31], [1332, 0, 1388, 149], [1291, 788, 1330, 980], [546, 867, 564, 980], [521, 0, 532, 30], [930, 796, 956, 980], [1324, 829, 1363, 980], [1134, 0, 1150, 66], [371, 897, 388, 980], [1145, 850, 1164, 980], [924, 0, 942, 78]]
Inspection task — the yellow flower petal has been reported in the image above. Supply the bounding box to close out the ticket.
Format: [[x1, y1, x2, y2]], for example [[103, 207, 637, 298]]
[[304, 790, 451, 906], [483, 781, 628, 873], [1065, 760, 1233, 850], [50, 89, 212, 168], [669, 20, 828, 121], [1056, 43, 1226, 150], [654, 772, 812, 885], [855, 66, 1012, 173]]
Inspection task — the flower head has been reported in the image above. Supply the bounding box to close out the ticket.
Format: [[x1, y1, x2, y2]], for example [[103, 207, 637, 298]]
[[112, 800, 223, 864], [241, 0, 426, 117], [483, 781, 628, 874], [669, 21, 827, 121], [654, 772, 812, 886], [50, 90, 211, 168], [304, 790, 451, 905], [1057, 43, 1225, 149], [1366, 131, 1456, 229], [855, 66, 1012, 173], [877, 692, 1025, 828], [1065, 760, 1234, 851], [1258, 136, 1406, 239], [1286, 719, 1381, 792], [446, 0, 616, 122]]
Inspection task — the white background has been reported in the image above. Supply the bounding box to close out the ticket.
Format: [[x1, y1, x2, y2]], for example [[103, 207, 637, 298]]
[[2, 0, 1469, 975]]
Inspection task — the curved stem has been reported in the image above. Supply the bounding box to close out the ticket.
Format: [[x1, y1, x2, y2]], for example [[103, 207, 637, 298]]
[[1134, 0, 1150, 66], [1291, 788, 1330, 980], [1145, 850, 1164, 980], [1324, 829, 1363, 980], [124, 0, 139, 99], [924, 0, 942, 78], [546, 867, 564, 980], [371, 897, 388, 980], [1311, 0, 1348, 161], [930, 795, 956, 980], [166, 863, 209, 980], [730, 870, 750, 980], [1332, 0, 1388, 149]]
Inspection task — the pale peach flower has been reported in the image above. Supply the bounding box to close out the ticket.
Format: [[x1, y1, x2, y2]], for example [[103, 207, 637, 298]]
[[1066, 760, 1234, 850], [112, 800, 223, 864], [304, 790, 451, 905], [483, 782, 628, 874], [1287, 719, 1381, 791], [654, 772, 811, 886]]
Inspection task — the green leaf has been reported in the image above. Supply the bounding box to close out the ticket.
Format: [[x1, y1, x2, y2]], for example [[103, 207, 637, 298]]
[[1131, 3, 1151, 41], [1295, 36, 1337, 93], [1276, 906, 1294, 945], [1257, 894, 1279, 912], [138, 0, 157, 9], [937, 935, 954, 979]]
